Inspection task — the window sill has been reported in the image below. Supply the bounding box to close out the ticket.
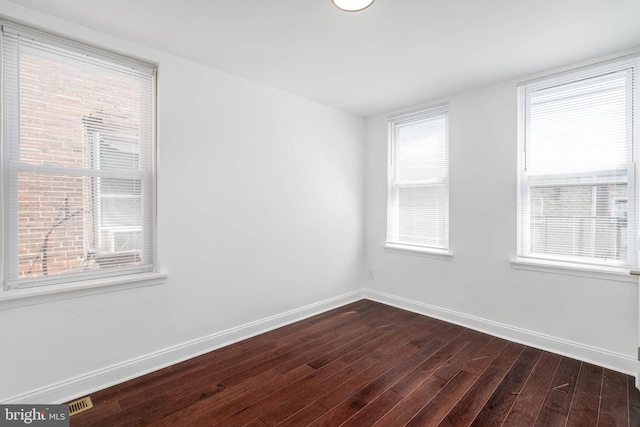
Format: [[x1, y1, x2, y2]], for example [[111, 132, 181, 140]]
[[384, 244, 453, 260], [0, 272, 168, 310], [510, 258, 636, 283]]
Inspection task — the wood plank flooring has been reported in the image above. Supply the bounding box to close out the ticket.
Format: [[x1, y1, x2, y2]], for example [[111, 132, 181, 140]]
[[69, 300, 640, 426]]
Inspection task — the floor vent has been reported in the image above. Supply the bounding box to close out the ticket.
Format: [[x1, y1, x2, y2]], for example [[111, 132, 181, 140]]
[[69, 396, 93, 416]]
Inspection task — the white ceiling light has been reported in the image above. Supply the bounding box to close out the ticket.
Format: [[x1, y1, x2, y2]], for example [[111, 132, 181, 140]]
[[332, 0, 375, 12]]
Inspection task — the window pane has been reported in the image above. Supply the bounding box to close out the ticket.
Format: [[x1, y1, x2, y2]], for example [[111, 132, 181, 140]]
[[16, 173, 90, 279], [99, 195, 142, 228], [17, 48, 146, 169], [97, 136, 140, 171], [529, 182, 628, 261], [397, 185, 447, 247], [527, 71, 629, 174], [395, 115, 447, 181], [99, 178, 142, 196], [388, 106, 449, 251]]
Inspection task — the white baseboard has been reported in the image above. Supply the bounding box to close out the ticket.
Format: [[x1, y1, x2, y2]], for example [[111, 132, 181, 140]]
[[5, 289, 365, 404], [364, 289, 638, 378], [7, 287, 637, 403]]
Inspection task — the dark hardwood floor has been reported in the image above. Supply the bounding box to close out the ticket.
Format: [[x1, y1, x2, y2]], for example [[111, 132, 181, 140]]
[[69, 300, 640, 426]]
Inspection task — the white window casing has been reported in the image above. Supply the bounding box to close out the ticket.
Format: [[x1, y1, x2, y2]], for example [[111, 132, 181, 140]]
[[1, 22, 159, 291], [386, 105, 450, 256], [516, 55, 639, 271]]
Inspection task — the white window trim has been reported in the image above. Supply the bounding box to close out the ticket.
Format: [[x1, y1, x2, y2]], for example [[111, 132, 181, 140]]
[[384, 243, 453, 260], [0, 20, 165, 300], [516, 54, 639, 274], [386, 104, 450, 255], [0, 272, 168, 310], [510, 258, 635, 283]]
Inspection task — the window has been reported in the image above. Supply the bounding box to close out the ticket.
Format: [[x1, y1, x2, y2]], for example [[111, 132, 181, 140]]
[[2, 22, 156, 290], [517, 55, 638, 269], [386, 105, 449, 254]]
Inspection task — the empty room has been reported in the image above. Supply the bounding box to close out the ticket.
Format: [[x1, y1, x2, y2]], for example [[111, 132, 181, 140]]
[[1, 0, 640, 425]]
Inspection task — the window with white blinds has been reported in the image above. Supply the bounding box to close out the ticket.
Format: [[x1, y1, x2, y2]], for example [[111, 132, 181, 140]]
[[2, 22, 156, 289], [387, 105, 449, 252], [517, 55, 639, 269]]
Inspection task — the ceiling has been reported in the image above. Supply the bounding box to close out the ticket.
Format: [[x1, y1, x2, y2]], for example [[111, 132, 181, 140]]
[[7, 0, 640, 117]]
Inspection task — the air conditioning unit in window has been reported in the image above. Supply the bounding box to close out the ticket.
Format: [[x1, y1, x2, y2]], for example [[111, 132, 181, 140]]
[[101, 228, 142, 253]]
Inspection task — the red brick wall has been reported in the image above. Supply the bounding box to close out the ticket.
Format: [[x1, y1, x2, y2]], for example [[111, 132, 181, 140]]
[[16, 50, 141, 279]]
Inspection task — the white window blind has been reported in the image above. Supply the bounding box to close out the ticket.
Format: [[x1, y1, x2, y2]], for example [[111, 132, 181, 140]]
[[387, 105, 449, 251], [517, 55, 638, 268], [2, 23, 156, 289]]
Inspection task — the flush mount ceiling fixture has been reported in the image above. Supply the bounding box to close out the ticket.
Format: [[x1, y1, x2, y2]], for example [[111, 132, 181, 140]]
[[332, 0, 375, 12]]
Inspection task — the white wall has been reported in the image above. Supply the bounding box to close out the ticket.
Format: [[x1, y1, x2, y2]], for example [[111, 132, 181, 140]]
[[364, 75, 639, 375], [2, 0, 637, 405], [0, 2, 365, 403]]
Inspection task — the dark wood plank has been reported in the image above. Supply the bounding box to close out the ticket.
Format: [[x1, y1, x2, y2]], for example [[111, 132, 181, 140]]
[[373, 333, 511, 427], [533, 356, 582, 426], [566, 363, 603, 427], [91, 394, 168, 427], [401, 335, 505, 427], [275, 324, 469, 427], [70, 302, 373, 426], [339, 388, 404, 427], [155, 306, 416, 426], [121, 376, 227, 425], [202, 300, 375, 368], [598, 368, 629, 426], [258, 316, 449, 426], [66, 301, 637, 427], [628, 375, 640, 427], [276, 339, 428, 426], [315, 331, 493, 427], [112, 304, 375, 411], [339, 332, 493, 427], [212, 312, 436, 426], [435, 341, 526, 427], [245, 419, 268, 427], [469, 346, 543, 426], [152, 365, 315, 426], [89, 356, 206, 408], [151, 303, 403, 411], [261, 319, 449, 426], [502, 351, 562, 426]]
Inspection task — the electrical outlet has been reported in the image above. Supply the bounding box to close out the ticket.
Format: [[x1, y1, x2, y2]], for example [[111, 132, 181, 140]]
[[368, 270, 375, 279]]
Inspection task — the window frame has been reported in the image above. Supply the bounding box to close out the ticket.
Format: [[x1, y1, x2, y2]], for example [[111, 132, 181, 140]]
[[385, 104, 451, 258], [0, 20, 166, 306], [515, 55, 639, 274]]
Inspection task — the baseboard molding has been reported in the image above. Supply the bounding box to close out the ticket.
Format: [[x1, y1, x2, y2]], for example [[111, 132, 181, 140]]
[[5, 289, 365, 404], [364, 289, 638, 378], [8, 287, 637, 403]]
